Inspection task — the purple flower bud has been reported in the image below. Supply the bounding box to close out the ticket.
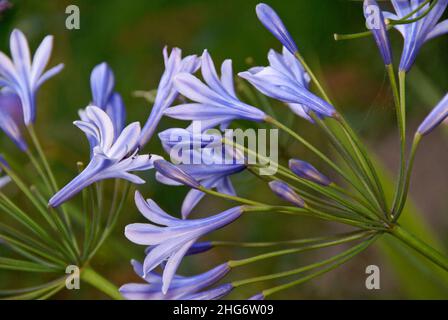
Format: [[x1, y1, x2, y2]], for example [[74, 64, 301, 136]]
[[268, 181, 305, 208], [256, 3, 298, 54], [363, 0, 392, 65], [153, 159, 201, 189], [185, 283, 233, 300], [417, 93, 448, 136], [289, 159, 331, 186], [248, 293, 265, 300]]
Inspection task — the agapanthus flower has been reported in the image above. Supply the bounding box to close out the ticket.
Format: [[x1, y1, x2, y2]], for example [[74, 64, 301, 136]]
[[268, 181, 305, 208], [289, 159, 331, 186], [0, 155, 11, 189], [239, 47, 336, 119], [256, 3, 298, 55], [0, 29, 64, 124], [124, 191, 243, 293], [0, 89, 27, 151], [119, 259, 230, 300], [48, 106, 154, 207], [139, 47, 201, 147], [417, 93, 448, 136], [89, 63, 126, 137], [363, 0, 392, 65], [164, 50, 266, 129], [384, 0, 448, 72], [157, 128, 246, 218]]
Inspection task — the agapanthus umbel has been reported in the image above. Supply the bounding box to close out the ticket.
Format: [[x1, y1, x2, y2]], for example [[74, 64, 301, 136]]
[[124, 191, 243, 293], [0, 89, 27, 151], [157, 128, 246, 218], [239, 47, 336, 120], [139, 47, 201, 147], [164, 50, 266, 130], [48, 106, 154, 207], [0, 29, 64, 124], [384, 0, 448, 72], [119, 259, 230, 300]]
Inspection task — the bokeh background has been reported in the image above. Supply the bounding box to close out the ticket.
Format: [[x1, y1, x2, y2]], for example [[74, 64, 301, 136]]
[[0, 0, 448, 299]]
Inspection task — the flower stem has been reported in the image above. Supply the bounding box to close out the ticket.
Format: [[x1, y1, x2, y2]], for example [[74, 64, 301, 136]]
[[390, 225, 448, 272], [81, 267, 123, 300], [391, 71, 407, 217]]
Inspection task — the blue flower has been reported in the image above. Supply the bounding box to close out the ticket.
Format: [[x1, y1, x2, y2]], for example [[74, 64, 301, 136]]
[[164, 50, 266, 129], [385, 0, 448, 72], [417, 93, 448, 136], [256, 3, 298, 54], [363, 0, 393, 65], [0, 0, 11, 14], [289, 159, 331, 186], [0, 90, 27, 151], [125, 191, 243, 293], [158, 128, 246, 218], [239, 47, 336, 119], [139, 47, 201, 147], [0, 29, 64, 125], [0, 155, 11, 189], [89, 63, 126, 137], [153, 159, 201, 189], [119, 259, 230, 300], [268, 181, 305, 208], [49, 106, 154, 207], [248, 293, 265, 300]]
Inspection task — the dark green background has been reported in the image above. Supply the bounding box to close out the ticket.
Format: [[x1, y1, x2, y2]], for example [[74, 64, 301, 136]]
[[0, 0, 447, 299]]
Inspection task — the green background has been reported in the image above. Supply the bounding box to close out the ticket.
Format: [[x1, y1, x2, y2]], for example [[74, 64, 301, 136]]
[[0, 0, 447, 299]]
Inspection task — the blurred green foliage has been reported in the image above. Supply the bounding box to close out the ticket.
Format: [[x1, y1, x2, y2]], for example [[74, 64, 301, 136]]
[[0, 0, 447, 299]]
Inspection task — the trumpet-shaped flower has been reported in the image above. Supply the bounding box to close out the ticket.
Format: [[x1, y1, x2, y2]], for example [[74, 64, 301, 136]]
[[119, 259, 230, 300], [157, 128, 246, 218], [256, 3, 298, 54], [289, 159, 331, 186], [269, 181, 305, 208], [125, 191, 243, 293], [385, 0, 448, 72], [239, 47, 336, 119], [363, 0, 392, 65], [0, 156, 10, 189], [0, 90, 27, 151], [164, 50, 266, 129], [48, 106, 154, 207], [139, 47, 201, 147], [418, 93, 448, 136], [89, 63, 126, 137], [0, 29, 64, 124]]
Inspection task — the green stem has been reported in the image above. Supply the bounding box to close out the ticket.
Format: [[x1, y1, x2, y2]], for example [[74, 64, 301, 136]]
[[390, 225, 448, 272], [228, 231, 372, 268], [82, 267, 123, 300], [387, 0, 436, 25], [262, 236, 378, 297], [393, 134, 422, 221], [392, 71, 407, 216]]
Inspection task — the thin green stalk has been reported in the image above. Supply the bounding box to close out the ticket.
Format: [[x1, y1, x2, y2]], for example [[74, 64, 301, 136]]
[[82, 267, 123, 300], [390, 225, 448, 272], [232, 237, 374, 287], [24, 149, 52, 194], [387, 0, 436, 25], [393, 134, 422, 221], [228, 231, 374, 268], [392, 71, 407, 217], [262, 236, 378, 297]]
